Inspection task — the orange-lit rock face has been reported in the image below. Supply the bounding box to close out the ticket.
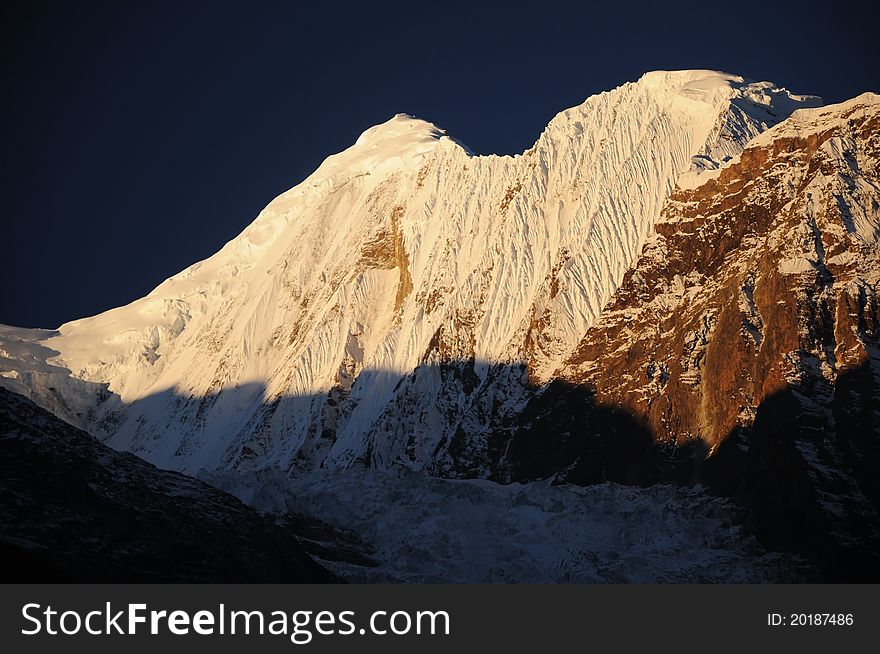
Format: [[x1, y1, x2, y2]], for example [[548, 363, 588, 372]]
[[494, 97, 880, 578], [559, 97, 880, 454]]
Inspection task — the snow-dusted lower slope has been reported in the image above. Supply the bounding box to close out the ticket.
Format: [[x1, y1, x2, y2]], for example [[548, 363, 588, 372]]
[[1, 71, 819, 475]]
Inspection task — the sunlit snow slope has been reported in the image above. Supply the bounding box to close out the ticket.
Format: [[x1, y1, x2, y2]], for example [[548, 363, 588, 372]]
[[1, 71, 820, 474]]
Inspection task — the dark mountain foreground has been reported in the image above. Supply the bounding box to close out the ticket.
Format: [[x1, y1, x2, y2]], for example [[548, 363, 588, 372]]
[[0, 387, 367, 582]]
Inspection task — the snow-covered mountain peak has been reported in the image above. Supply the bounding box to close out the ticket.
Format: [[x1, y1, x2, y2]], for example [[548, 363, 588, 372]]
[[638, 68, 744, 90], [301, 112, 458, 186], [0, 71, 825, 475], [651, 70, 824, 189], [636, 68, 814, 103], [354, 113, 446, 146]]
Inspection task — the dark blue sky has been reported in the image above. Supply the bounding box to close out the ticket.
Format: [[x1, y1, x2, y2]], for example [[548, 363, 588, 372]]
[[3, 0, 877, 328]]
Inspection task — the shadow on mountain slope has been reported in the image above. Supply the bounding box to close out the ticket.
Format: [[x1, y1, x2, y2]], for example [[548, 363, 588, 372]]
[[719, 363, 880, 583], [508, 361, 880, 582], [3, 355, 878, 582], [0, 387, 367, 583], [497, 377, 705, 487]]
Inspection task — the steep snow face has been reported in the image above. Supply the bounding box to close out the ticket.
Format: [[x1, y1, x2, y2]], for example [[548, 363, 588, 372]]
[[1, 71, 820, 474]]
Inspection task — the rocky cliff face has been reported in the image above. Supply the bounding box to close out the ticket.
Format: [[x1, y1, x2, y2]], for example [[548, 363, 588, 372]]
[[502, 94, 880, 579]]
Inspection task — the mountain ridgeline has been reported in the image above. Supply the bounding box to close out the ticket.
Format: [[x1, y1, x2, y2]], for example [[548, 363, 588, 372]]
[[2, 71, 878, 580]]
